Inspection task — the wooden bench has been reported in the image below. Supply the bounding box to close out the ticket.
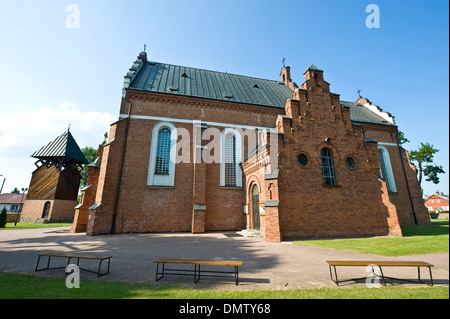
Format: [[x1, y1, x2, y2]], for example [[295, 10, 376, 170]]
[[153, 258, 243, 285], [35, 251, 112, 277], [326, 260, 434, 286]]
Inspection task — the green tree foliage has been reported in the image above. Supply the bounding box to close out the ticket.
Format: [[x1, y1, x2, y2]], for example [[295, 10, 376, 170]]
[[0, 207, 7, 228], [409, 143, 445, 193], [80, 146, 98, 189], [398, 130, 410, 145]]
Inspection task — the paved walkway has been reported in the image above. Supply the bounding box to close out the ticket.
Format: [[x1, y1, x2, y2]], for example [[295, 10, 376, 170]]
[[0, 227, 448, 290]]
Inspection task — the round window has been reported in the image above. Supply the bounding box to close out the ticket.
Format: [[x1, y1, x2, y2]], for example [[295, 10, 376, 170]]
[[346, 156, 356, 169], [298, 153, 309, 166]]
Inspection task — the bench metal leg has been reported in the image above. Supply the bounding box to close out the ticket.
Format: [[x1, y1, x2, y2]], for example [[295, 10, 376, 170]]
[[35, 255, 42, 272], [417, 266, 433, 286], [155, 262, 164, 281], [235, 266, 239, 285], [97, 258, 111, 277], [97, 259, 103, 277], [35, 255, 53, 272], [329, 265, 340, 285], [194, 264, 200, 283], [378, 266, 386, 286], [429, 267, 434, 286]]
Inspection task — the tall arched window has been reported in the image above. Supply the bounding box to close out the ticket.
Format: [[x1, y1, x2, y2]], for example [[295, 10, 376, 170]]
[[378, 146, 396, 193], [224, 134, 236, 186], [321, 147, 337, 186], [148, 122, 177, 186], [155, 128, 171, 175], [220, 129, 242, 187]]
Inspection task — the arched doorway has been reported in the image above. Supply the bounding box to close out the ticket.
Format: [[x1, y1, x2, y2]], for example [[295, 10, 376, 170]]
[[42, 201, 51, 219], [252, 185, 260, 230]]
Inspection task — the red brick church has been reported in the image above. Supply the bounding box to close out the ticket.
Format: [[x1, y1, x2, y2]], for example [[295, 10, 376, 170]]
[[72, 50, 429, 242]]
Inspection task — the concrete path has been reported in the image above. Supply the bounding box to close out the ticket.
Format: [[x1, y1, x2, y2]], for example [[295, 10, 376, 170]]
[[0, 227, 448, 290]]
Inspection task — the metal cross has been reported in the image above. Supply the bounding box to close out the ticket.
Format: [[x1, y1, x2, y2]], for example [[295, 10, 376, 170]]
[[357, 89, 362, 97], [282, 57, 286, 67]]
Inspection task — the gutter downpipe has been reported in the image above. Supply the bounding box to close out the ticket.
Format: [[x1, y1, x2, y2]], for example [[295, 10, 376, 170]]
[[395, 130, 418, 225], [110, 96, 132, 234]]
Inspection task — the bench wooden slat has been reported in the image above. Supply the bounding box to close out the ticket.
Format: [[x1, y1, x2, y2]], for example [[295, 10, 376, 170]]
[[326, 260, 433, 267], [154, 258, 243, 267], [38, 251, 112, 260]]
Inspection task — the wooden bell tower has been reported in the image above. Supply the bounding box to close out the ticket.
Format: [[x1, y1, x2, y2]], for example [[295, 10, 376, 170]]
[[21, 129, 88, 223]]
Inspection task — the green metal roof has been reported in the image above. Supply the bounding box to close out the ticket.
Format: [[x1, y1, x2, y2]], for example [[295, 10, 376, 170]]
[[128, 60, 395, 127], [341, 101, 395, 126], [129, 61, 294, 108], [31, 130, 89, 164]]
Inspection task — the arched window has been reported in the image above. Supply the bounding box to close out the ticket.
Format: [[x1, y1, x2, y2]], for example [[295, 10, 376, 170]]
[[154, 128, 171, 175], [220, 129, 242, 187], [378, 147, 397, 193], [148, 122, 177, 186], [321, 147, 336, 186], [224, 134, 236, 186]]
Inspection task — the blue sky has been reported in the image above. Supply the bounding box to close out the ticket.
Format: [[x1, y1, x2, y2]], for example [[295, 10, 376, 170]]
[[0, 0, 448, 197]]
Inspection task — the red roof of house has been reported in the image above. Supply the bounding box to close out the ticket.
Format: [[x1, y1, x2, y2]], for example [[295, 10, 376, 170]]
[[425, 193, 449, 203], [0, 193, 27, 204]]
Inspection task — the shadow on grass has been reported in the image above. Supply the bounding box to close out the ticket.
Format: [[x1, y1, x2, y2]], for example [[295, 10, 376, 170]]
[[401, 220, 449, 237]]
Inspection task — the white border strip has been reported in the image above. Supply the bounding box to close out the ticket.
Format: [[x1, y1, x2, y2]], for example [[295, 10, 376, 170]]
[[119, 114, 271, 130]]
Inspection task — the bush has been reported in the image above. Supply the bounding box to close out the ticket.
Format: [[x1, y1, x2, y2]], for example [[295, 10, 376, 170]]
[[0, 207, 7, 228], [430, 212, 439, 219]]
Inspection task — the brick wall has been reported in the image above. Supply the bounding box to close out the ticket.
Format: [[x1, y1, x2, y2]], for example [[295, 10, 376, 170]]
[[71, 149, 101, 233], [21, 199, 76, 223], [362, 124, 430, 225]]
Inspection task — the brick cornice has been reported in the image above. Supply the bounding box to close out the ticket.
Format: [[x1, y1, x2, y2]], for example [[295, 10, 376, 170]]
[[126, 89, 284, 116]]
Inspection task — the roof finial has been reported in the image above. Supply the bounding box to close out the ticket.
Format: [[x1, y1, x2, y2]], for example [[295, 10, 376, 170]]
[[357, 89, 362, 97], [144, 44, 146, 53], [68, 124, 71, 132], [282, 57, 286, 68]]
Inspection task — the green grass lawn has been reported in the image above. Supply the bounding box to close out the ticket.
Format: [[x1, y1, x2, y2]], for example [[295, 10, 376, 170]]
[[0, 271, 447, 299], [1, 222, 72, 230], [293, 220, 449, 256]]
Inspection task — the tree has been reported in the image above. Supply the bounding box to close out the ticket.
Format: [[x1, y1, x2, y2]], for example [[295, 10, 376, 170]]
[[0, 207, 7, 228], [398, 130, 410, 145], [80, 146, 98, 189], [409, 142, 445, 193]]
